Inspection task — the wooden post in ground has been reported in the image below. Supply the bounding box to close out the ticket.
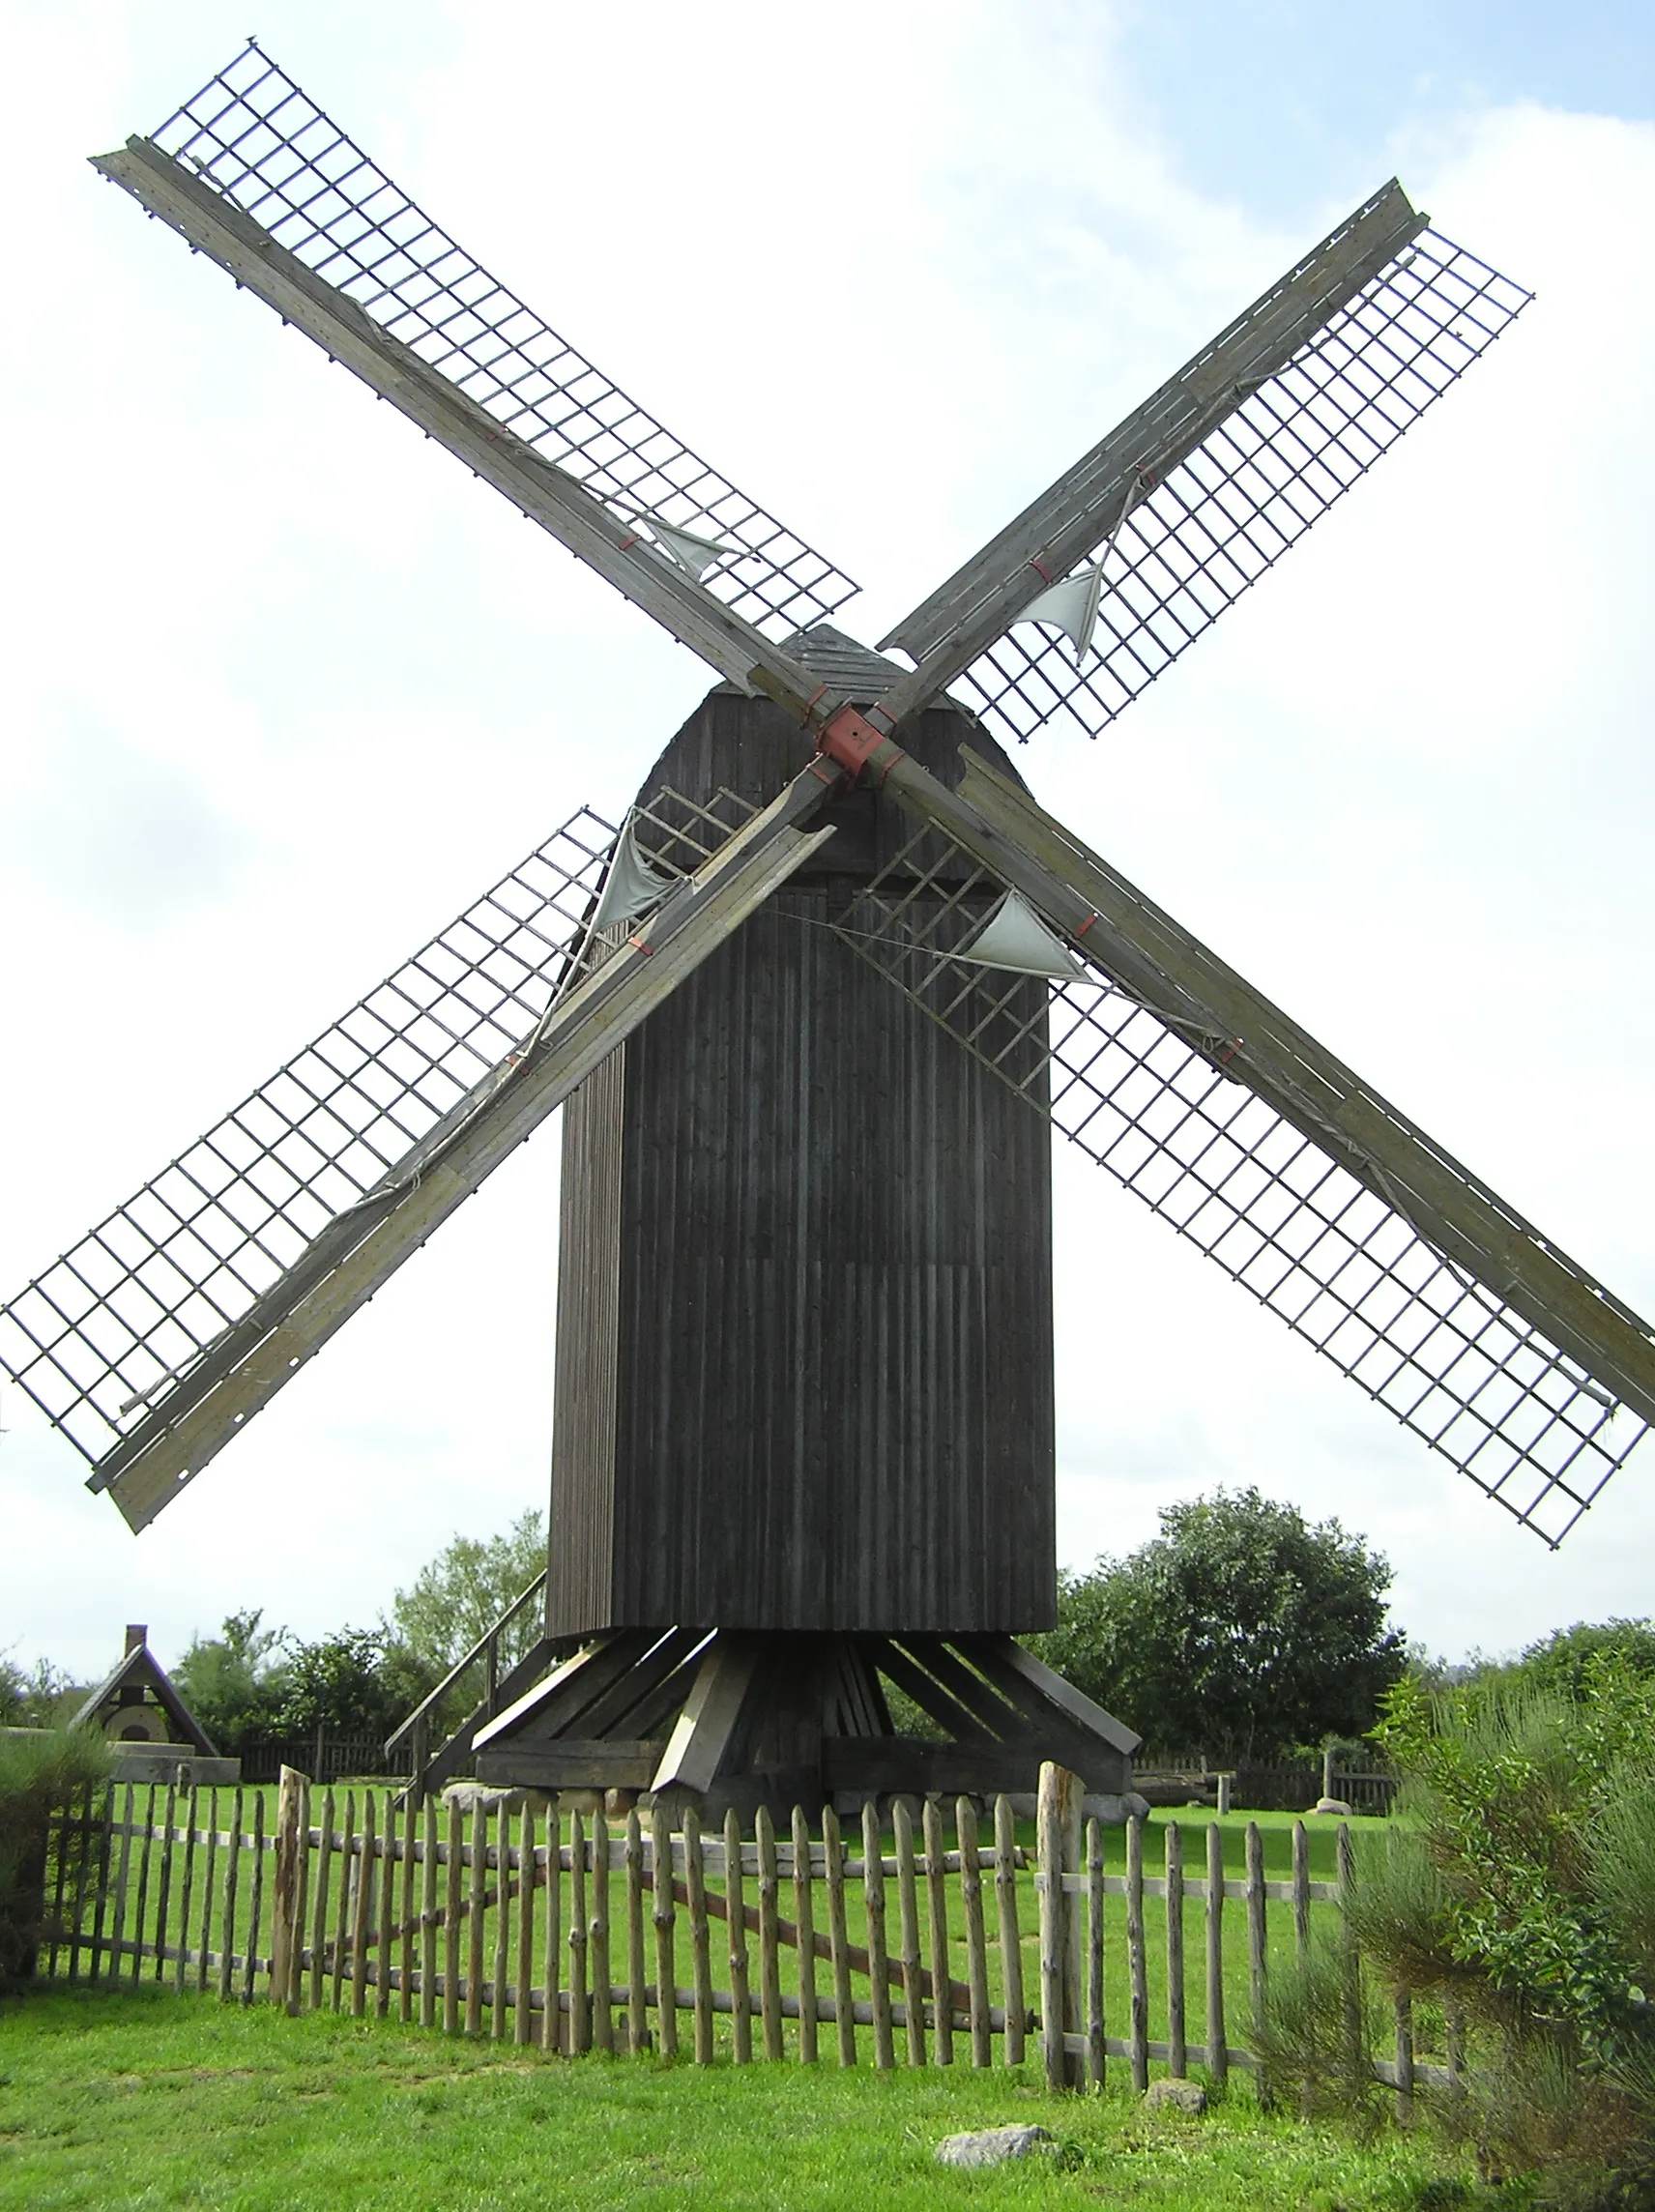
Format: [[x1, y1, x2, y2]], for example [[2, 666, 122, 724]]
[[1292, 1819, 1310, 1959], [994, 1794, 1026, 2066], [465, 1799, 487, 2037], [590, 1810, 613, 2054], [1245, 1821, 1267, 2047], [350, 1792, 375, 2018], [540, 1804, 562, 2054], [1036, 1761, 1083, 2091], [822, 1804, 855, 2069], [652, 1804, 679, 2060], [624, 1808, 647, 2053], [683, 1807, 713, 2066], [1205, 1819, 1228, 2091], [1085, 1816, 1105, 2089], [861, 1800, 893, 2072], [1124, 1812, 1148, 2092], [957, 1798, 991, 2069], [755, 1806, 784, 2061], [791, 1805, 817, 2065], [1165, 1820, 1185, 2077], [308, 1788, 334, 2013], [922, 1798, 952, 2067], [269, 1766, 306, 2011], [891, 1799, 925, 2067], [724, 1809, 751, 2064], [515, 1804, 536, 2048]]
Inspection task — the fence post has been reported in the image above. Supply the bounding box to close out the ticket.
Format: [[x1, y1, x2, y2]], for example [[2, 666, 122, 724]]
[[269, 1766, 307, 2012], [1036, 1761, 1083, 2091]]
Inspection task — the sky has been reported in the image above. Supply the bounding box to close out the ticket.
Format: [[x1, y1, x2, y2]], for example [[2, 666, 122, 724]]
[[2, 1, 1653, 1681]]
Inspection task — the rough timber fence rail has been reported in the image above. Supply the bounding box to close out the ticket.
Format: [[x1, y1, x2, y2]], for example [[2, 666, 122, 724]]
[[42, 1764, 1449, 2108]]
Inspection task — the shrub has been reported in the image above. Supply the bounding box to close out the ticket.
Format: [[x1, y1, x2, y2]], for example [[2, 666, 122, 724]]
[[0, 1729, 110, 1988]]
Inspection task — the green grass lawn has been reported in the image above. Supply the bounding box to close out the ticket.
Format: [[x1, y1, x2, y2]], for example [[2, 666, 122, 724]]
[[0, 1986, 1491, 2211]]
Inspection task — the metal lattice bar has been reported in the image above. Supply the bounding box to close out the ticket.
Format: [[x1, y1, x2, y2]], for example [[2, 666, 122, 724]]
[[960, 230, 1529, 745], [0, 809, 617, 1469], [147, 43, 857, 639], [832, 829, 1645, 1545]]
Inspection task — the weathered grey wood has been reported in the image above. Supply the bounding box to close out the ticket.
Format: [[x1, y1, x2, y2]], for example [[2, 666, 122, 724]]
[[725, 1808, 751, 2063], [1036, 1764, 1064, 2091], [922, 1798, 952, 2067], [1245, 1820, 1267, 2043], [492, 1799, 512, 2041], [166, 1786, 197, 1995], [957, 1798, 991, 2068], [541, 1805, 562, 2054], [332, 1790, 355, 2014], [755, 1807, 784, 2062], [1292, 1819, 1310, 1959], [892, 1800, 926, 2067], [1205, 1820, 1228, 2090], [218, 1787, 244, 2004], [567, 1809, 590, 2053], [195, 1787, 218, 1996], [106, 1784, 135, 1991], [823, 1805, 856, 2068], [512, 1805, 535, 2045], [351, 1791, 376, 2018], [377, 1791, 396, 2022], [591, 1809, 613, 2053], [399, 1795, 419, 2025], [1125, 1813, 1149, 2093], [443, 1796, 463, 2035], [465, 1800, 487, 2037], [242, 1795, 266, 2005], [1086, 1817, 1105, 2088], [152, 1781, 178, 1985], [649, 1635, 762, 1793], [994, 1795, 1026, 2066], [652, 1806, 679, 2060], [777, 1805, 812, 2064], [270, 1767, 305, 2011], [87, 1787, 117, 1987], [683, 1808, 713, 2065], [862, 1801, 894, 2071], [420, 1798, 438, 2030], [1165, 1820, 1186, 2077], [130, 1785, 157, 1989], [624, 1808, 648, 2053], [309, 1788, 334, 2013]]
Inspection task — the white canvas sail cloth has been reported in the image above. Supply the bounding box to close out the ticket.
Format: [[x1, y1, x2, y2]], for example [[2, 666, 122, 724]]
[[953, 889, 1085, 978], [648, 520, 737, 580], [591, 819, 676, 931], [1015, 564, 1105, 663]]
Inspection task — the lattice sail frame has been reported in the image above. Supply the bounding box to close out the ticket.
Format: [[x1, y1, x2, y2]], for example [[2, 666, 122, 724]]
[[149, 42, 857, 639], [961, 230, 1529, 745], [829, 826, 1644, 1545]]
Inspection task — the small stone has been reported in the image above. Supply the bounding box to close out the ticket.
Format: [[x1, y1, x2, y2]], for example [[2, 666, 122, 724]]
[[934, 2124, 1057, 2168], [1144, 2079, 1207, 2115], [1315, 1796, 1354, 1818]]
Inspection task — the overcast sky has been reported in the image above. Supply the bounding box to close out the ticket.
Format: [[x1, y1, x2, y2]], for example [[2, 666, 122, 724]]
[[3, 1, 1653, 1681]]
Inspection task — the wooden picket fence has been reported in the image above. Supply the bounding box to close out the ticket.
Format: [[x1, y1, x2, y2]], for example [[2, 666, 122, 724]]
[[41, 1763, 1450, 2103]]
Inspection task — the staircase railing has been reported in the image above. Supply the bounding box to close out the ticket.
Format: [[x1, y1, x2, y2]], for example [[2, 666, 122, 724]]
[[386, 1567, 551, 1807]]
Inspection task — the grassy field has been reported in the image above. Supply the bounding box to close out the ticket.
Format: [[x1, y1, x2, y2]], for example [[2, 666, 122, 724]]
[[0, 1985, 1492, 2211]]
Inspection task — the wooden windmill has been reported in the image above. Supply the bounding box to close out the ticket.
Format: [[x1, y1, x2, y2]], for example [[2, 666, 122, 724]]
[[8, 43, 1654, 1815]]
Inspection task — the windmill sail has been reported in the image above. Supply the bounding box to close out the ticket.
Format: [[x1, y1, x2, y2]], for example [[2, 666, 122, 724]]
[[0, 778, 833, 1530], [833, 743, 1655, 1547], [876, 193, 1528, 747]]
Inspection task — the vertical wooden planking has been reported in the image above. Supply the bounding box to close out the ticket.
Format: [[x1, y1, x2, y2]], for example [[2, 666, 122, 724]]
[[443, 1796, 463, 2035], [108, 1784, 135, 1991], [957, 1798, 991, 2069], [493, 1800, 512, 2042], [87, 1785, 117, 1988], [541, 1803, 563, 2054], [130, 1784, 156, 1989], [197, 1787, 219, 1997], [1086, 1817, 1105, 2089], [1292, 1819, 1310, 1960], [515, 1804, 537, 2048], [153, 1780, 178, 1983], [419, 1797, 438, 2030], [568, 1808, 590, 2054], [377, 1790, 396, 2021], [269, 1768, 304, 2012], [465, 1799, 487, 2037], [242, 1795, 266, 2005], [724, 1809, 751, 2064], [683, 1806, 713, 2066], [1245, 1821, 1267, 2047], [1395, 1988, 1416, 2125], [823, 1804, 856, 2068], [590, 1809, 613, 2053], [308, 1787, 334, 2014], [652, 1804, 678, 2059], [922, 1798, 952, 2067], [1125, 1812, 1148, 2094], [332, 1790, 356, 2015], [892, 1800, 925, 2066], [993, 1795, 1025, 2067], [218, 1786, 244, 2004], [351, 1791, 375, 2018], [755, 1808, 784, 2062], [791, 1805, 817, 2065], [862, 1800, 894, 2073], [624, 1807, 648, 2054], [1205, 1819, 1228, 2090], [1165, 1821, 1185, 2078]]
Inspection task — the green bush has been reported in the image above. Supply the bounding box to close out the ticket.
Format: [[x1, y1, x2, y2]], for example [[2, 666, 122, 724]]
[[0, 1729, 110, 1988]]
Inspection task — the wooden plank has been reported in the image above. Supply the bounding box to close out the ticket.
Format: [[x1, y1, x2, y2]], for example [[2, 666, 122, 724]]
[[624, 1808, 648, 2054], [1037, 1766, 1064, 2092], [683, 1807, 713, 2066], [169, 1786, 198, 1995], [242, 1796, 266, 2005], [994, 1795, 1026, 2067], [790, 1805, 817, 2066], [1205, 1820, 1228, 2091], [922, 1798, 952, 2066], [332, 1790, 355, 2015], [724, 1809, 751, 2064], [292, 1782, 312, 2014], [465, 1800, 487, 2037], [1292, 1819, 1311, 1960], [892, 1800, 925, 2067], [152, 1781, 178, 1984], [590, 1810, 613, 2053], [218, 1786, 244, 2004], [86, 1787, 117, 1987], [377, 1790, 396, 2022], [196, 1788, 219, 1997], [418, 1799, 437, 2029], [567, 1810, 591, 2053], [863, 1801, 894, 2072], [106, 1784, 135, 1992], [541, 1804, 562, 2055], [1245, 1821, 1267, 2044], [651, 1805, 679, 2060], [269, 1766, 305, 2011], [823, 1805, 856, 2069], [443, 1797, 463, 2035], [1125, 1814, 1148, 2092], [491, 1800, 511, 2042], [308, 1788, 334, 2013], [960, 1638, 1140, 1759], [1165, 1820, 1186, 2077], [957, 1798, 991, 2069], [477, 1744, 659, 1791], [651, 1636, 761, 1795], [397, 1794, 417, 2025], [131, 1787, 158, 1989], [756, 1807, 784, 2061], [1086, 1817, 1105, 2088], [515, 1805, 536, 2048]]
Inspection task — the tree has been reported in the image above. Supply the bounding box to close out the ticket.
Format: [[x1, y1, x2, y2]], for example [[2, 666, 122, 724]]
[[0, 1654, 73, 1732], [387, 1508, 546, 1678], [270, 1628, 409, 1743], [1028, 1487, 1407, 1761], [170, 1610, 288, 1752]]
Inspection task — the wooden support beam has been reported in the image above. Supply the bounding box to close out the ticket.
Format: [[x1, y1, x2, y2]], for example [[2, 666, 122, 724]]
[[651, 1635, 763, 1795]]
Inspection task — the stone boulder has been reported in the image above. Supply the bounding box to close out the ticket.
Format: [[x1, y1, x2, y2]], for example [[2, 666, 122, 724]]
[[935, 2125, 1057, 2168], [1144, 2079, 1207, 2115]]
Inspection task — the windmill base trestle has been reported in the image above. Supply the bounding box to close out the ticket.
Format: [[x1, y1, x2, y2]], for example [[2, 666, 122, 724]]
[[468, 1628, 1138, 1821]]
